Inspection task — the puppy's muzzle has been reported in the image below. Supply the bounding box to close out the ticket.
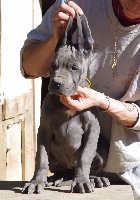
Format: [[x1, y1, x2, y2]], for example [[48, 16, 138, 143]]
[[52, 80, 63, 90], [49, 80, 65, 95]]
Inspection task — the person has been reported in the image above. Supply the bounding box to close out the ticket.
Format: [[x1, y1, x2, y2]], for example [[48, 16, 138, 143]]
[[20, 0, 140, 199]]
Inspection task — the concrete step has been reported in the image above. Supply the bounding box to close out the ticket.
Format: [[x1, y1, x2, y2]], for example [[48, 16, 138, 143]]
[[0, 181, 133, 200]]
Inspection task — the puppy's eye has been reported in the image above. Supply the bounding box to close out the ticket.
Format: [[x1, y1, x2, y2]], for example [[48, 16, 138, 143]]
[[70, 65, 78, 71]]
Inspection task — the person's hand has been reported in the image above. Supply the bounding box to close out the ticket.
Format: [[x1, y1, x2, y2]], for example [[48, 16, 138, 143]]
[[60, 86, 106, 111], [52, 1, 83, 41]]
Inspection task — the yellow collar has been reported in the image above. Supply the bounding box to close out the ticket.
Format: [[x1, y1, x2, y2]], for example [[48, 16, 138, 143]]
[[84, 77, 91, 88]]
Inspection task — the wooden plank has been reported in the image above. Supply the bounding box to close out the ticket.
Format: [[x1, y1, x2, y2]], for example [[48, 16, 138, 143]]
[[22, 110, 36, 181], [2, 92, 36, 181], [0, 114, 36, 181], [6, 123, 22, 181], [2, 93, 32, 120], [0, 0, 37, 182], [1, 115, 25, 181], [0, 107, 6, 180]]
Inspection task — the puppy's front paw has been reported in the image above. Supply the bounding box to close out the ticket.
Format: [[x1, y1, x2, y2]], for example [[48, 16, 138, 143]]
[[22, 172, 47, 194], [22, 169, 48, 194], [70, 177, 94, 193], [22, 179, 47, 194]]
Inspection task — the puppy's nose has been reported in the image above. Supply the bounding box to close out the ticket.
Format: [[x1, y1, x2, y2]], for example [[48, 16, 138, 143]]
[[52, 81, 63, 90]]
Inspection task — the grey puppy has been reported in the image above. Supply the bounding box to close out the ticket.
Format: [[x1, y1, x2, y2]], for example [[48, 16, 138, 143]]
[[23, 13, 109, 194]]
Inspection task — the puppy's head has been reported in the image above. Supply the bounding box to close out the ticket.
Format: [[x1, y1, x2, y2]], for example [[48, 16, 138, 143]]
[[48, 13, 94, 96]]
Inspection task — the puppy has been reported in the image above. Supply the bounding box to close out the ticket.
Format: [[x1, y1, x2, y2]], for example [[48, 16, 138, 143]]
[[23, 13, 109, 194]]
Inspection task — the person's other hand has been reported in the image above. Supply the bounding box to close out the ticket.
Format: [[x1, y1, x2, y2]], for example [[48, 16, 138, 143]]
[[60, 86, 104, 111], [52, 1, 83, 41]]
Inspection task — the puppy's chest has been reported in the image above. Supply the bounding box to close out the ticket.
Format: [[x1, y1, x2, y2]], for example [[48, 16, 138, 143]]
[[52, 108, 76, 123], [51, 110, 84, 139]]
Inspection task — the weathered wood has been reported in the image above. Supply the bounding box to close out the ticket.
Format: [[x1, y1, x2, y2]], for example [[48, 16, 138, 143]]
[[2, 93, 32, 120], [0, 107, 7, 180], [1, 115, 23, 180], [22, 110, 36, 181], [1, 102, 36, 181], [6, 123, 22, 181], [0, 0, 41, 181]]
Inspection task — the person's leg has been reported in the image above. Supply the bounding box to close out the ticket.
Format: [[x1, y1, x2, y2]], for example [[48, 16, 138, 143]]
[[119, 166, 140, 200]]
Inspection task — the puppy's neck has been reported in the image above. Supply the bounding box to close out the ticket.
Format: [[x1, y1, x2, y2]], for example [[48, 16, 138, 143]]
[[80, 77, 91, 88], [66, 110, 76, 117]]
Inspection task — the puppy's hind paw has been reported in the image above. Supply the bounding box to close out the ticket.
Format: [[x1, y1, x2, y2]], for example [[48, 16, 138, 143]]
[[90, 175, 110, 188]]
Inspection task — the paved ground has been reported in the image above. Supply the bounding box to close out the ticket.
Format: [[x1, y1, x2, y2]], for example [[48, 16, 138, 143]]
[[0, 181, 134, 200]]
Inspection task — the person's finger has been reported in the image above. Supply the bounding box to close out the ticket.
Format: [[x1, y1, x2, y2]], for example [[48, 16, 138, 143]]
[[53, 10, 70, 23], [60, 96, 73, 105], [70, 93, 80, 100], [77, 86, 86, 93], [53, 3, 76, 19], [67, 1, 83, 15], [60, 96, 69, 106], [76, 86, 89, 97], [60, 96, 82, 111]]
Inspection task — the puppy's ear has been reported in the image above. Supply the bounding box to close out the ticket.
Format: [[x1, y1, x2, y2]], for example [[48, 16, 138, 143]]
[[77, 14, 94, 55], [55, 16, 77, 52]]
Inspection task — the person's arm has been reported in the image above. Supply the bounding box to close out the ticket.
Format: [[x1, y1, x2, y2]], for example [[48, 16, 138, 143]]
[[22, 1, 83, 78], [22, 35, 57, 77], [60, 86, 139, 128], [101, 97, 138, 128]]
